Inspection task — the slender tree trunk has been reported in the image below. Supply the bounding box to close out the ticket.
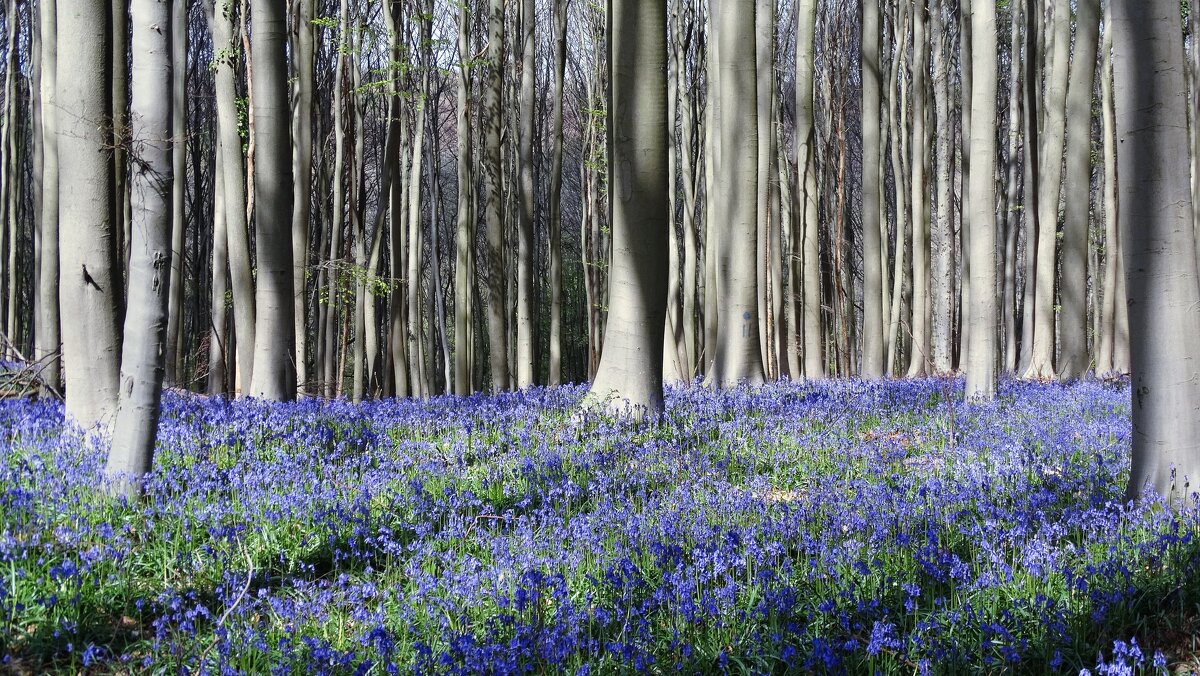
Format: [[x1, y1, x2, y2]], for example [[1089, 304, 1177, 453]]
[[58, 0, 121, 427], [292, 0, 314, 395], [907, 0, 930, 376], [515, 0, 537, 388], [1001, 0, 1023, 373], [108, 0, 174, 495], [548, 0, 567, 386], [930, 0, 953, 374], [205, 0, 255, 392], [481, 0, 509, 392], [1098, 8, 1119, 375], [588, 0, 668, 417], [112, 0, 129, 274], [454, 0, 477, 395], [1058, 0, 1100, 378], [1114, 0, 1200, 505], [209, 141, 230, 395], [860, 0, 884, 377], [755, 0, 776, 378], [797, 0, 822, 379], [34, 0, 59, 391], [163, 0, 187, 387], [1025, 0, 1070, 379], [886, 0, 911, 375]]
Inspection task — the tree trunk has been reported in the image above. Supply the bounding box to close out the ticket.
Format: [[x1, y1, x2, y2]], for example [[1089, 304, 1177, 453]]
[[57, 0, 121, 427], [964, 0, 998, 399], [797, 0, 822, 379], [205, 0, 255, 392], [1058, 0, 1100, 378], [708, 0, 765, 388], [481, 0, 509, 392], [163, 0, 187, 387], [860, 0, 884, 377], [587, 0, 668, 417], [209, 141, 230, 395], [108, 0, 174, 496], [907, 0, 930, 376], [1098, 6, 1119, 375], [34, 0, 59, 392], [292, 0, 315, 395], [454, 0, 477, 395], [1001, 0, 1023, 373], [515, 0, 537, 388], [1025, 0, 1070, 379], [1114, 0, 1200, 505], [930, 0, 953, 374], [548, 0, 566, 386]]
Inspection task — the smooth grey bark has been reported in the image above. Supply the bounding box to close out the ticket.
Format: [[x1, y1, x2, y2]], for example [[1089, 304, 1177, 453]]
[[708, 0, 765, 388], [481, 0, 509, 392], [860, 0, 884, 377], [964, 0, 998, 399], [454, 0, 476, 395], [886, 0, 911, 375], [1058, 0, 1100, 379], [164, 0, 186, 387], [324, 0, 349, 398], [930, 0, 953, 374], [1001, 0, 1023, 373], [754, 0, 776, 379], [907, 0, 931, 376], [1025, 0, 1070, 379], [35, 0, 59, 391], [515, 0, 537, 389], [407, 9, 431, 398], [291, 0, 314, 395], [1018, 0, 1041, 373], [58, 0, 121, 428], [108, 0, 174, 496], [548, 0, 567, 386], [1098, 9, 1122, 375], [205, 0, 255, 392], [797, 0, 822, 379], [675, 0, 699, 380], [208, 140, 230, 395], [587, 0, 668, 417], [248, 0, 296, 401], [1113, 0, 1200, 505], [1, 0, 18, 352]]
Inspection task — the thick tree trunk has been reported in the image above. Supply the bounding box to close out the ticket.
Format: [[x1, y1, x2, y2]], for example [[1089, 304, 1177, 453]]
[[587, 0, 668, 417], [58, 0, 121, 427], [108, 0, 174, 496], [964, 0, 998, 399], [1001, 0, 1023, 373], [1058, 0, 1099, 378], [1114, 0, 1200, 505], [860, 0, 884, 377], [247, 0, 295, 400], [708, 0, 765, 388]]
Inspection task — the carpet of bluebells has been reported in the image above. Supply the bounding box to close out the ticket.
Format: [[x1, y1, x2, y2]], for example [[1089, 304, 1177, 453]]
[[2, 378, 1198, 674]]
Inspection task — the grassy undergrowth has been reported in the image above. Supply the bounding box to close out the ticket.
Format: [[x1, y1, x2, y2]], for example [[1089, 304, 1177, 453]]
[[1, 378, 1196, 674]]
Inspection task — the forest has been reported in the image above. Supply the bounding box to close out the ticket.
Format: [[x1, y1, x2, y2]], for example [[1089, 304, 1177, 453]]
[[2, 0, 1200, 672]]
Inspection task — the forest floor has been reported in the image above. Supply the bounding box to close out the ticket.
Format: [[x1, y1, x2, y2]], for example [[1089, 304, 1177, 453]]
[[2, 378, 1199, 674]]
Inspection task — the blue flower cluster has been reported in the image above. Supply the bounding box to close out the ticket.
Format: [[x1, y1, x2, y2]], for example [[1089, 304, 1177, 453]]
[[1, 378, 1195, 673]]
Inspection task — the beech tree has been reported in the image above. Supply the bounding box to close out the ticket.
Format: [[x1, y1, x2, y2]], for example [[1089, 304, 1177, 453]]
[[1113, 0, 1200, 504], [57, 0, 121, 428], [586, 0, 668, 417], [248, 0, 295, 400], [107, 0, 175, 495]]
